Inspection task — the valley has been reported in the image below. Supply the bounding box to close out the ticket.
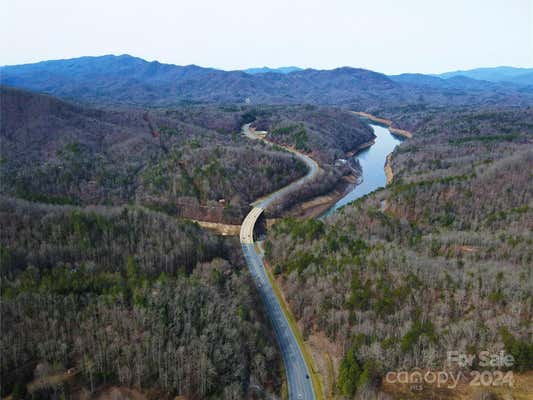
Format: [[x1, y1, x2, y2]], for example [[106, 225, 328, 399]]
[[1, 56, 532, 400]]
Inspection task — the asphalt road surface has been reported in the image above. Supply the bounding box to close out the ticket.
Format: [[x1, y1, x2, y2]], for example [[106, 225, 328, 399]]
[[240, 124, 317, 399], [242, 124, 319, 209]]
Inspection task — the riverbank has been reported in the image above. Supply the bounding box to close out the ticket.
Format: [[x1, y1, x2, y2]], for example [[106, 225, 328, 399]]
[[270, 116, 404, 219], [321, 123, 404, 216], [266, 126, 377, 219], [281, 174, 358, 219], [385, 153, 394, 185], [346, 138, 375, 157], [352, 111, 413, 139], [389, 126, 413, 139]]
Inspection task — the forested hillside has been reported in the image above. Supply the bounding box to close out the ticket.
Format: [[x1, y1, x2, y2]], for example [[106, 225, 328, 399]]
[[2, 60, 532, 400], [0, 86, 384, 399], [2, 55, 533, 108], [1, 87, 378, 223], [243, 106, 375, 216], [0, 87, 308, 223], [265, 108, 533, 398], [0, 196, 281, 399], [251, 106, 374, 164], [2, 1, 532, 399]]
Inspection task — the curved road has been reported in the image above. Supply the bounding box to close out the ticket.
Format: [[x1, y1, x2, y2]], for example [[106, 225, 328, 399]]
[[240, 124, 318, 400]]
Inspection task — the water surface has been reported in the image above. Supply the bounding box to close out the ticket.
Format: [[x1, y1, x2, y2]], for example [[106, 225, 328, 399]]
[[323, 123, 403, 216]]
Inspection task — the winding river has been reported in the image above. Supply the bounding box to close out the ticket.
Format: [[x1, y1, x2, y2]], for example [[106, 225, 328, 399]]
[[323, 123, 404, 216]]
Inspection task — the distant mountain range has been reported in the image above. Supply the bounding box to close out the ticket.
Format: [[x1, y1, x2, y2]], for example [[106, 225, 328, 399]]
[[243, 66, 303, 74], [435, 66, 533, 85], [242, 65, 533, 85], [1, 55, 532, 108], [241, 65, 533, 85]]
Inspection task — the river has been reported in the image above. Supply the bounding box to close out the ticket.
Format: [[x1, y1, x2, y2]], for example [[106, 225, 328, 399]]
[[322, 123, 403, 216]]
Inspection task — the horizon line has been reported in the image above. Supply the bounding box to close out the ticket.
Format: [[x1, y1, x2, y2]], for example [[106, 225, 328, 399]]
[[1, 53, 533, 76]]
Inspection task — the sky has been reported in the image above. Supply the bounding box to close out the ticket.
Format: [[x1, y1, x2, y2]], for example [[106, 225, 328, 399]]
[[2, 0, 532, 74]]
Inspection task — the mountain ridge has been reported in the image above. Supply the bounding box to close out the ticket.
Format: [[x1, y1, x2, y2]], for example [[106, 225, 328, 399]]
[[243, 66, 303, 74], [435, 65, 533, 85], [2, 54, 532, 107]]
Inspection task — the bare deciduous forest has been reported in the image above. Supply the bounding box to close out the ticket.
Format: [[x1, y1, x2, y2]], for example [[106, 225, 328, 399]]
[[0, 87, 377, 399], [1, 59, 532, 400], [266, 107, 533, 398], [1, 197, 282, 399]]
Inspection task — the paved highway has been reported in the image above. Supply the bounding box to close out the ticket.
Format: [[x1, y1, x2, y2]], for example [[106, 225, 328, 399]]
[[242, 124, 319, 209], [240, 124, 318, 399]]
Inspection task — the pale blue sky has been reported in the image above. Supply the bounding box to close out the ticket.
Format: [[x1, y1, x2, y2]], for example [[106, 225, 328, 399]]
[[2, 0, 532, 74]]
